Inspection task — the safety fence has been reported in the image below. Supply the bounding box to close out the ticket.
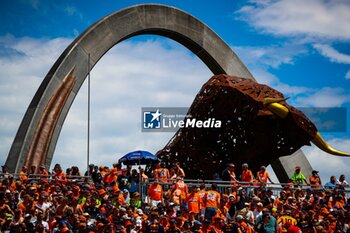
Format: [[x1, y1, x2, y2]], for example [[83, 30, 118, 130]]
[[0, 173, 92, 183], [0, 173, 349, 200], [139, 178, 350, 201]]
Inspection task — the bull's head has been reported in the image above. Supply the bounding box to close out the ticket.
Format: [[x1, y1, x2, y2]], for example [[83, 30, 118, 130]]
[[156, 75, 349, 179], [263, 97, 349, 157]]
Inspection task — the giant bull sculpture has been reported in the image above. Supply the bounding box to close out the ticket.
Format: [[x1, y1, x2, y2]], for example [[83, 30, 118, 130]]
[[156, 74, 349, 179]]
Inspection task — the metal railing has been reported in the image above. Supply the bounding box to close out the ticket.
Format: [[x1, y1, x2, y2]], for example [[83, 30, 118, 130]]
[[0, 173, 92, 183], [139, 178, 350, 201], [1, 173, 349, 200]]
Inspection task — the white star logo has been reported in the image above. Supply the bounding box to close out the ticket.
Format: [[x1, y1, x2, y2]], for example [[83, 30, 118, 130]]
[[150, 109, 162, 122]]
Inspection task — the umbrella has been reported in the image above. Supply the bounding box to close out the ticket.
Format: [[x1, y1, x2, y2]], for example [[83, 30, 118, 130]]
[[118, 150, 160, 165]]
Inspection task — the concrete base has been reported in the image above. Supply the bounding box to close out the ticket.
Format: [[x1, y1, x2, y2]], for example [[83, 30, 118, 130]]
[[271, 149, 313, 184]]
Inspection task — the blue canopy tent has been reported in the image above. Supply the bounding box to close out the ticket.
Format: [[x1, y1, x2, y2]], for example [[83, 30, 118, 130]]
[[118, 150, 160, 165], [118, 150, 159, 199]]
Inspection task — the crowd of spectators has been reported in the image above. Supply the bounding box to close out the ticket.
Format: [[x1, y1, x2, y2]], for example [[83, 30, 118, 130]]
[[0, 162, 349, 233]]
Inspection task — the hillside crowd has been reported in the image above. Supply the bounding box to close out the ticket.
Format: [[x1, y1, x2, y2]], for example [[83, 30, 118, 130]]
[[0, 162, 349, 233]]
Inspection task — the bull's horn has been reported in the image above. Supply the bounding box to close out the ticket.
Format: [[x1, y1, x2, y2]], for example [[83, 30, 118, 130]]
[[263, 97, 289, 105], [266, 102, 289, 119], [312, 132, 350, 156]]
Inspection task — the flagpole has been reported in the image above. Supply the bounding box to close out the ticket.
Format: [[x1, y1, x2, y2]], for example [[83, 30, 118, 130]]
[[87, 53, 91, 176]]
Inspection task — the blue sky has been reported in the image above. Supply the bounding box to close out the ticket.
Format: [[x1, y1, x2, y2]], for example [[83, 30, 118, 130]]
[[0, 0, 350, 182]]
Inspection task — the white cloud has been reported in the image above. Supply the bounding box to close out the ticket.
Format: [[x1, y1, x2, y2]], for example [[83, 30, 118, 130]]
[[236, 0, 350, 40], [233, 44, 313, 96], [313, 44, 350, 64], [346, 70, 350, 80], [65, 6, 76, 16], [232, 43, 350, 106], [233, 43, 307, 69], [302, 138, 350, 184], [0, 35, 211, 172], [294, 87, 350, 107]]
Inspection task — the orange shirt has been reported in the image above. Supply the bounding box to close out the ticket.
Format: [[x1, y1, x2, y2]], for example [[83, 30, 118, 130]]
[[241, 169, 253, 183], [257, 171, 269, 183], [154, 168, 170, 183], [19, 171, 28, 181], [148, 184, 163, 201], [309, 176, 321, 189], [176, 181, 188, 199], [105, 174, 118, 184], [53, 171, 66, 182], [198, 190, 207, 209], [204, 190, 220, 208], [185, 193, 201, 214], [118, 193, 125, 205], [18, 202, 26, 212]]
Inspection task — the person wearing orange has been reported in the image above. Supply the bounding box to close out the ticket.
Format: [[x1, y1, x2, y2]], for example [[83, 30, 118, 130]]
[[197, 183, 207, 217], [309, 170, 322, 189], [217, 198, 228, 220], [175, 176, 188, 201], [19, 166, 28, 182], [211, 216, 225, 233], [38, 165, 49, 182], [240, 163, 253, 186], [18, 194, 30, 213], [104, 168, 118, 184], [257, 166, 274, 186], [53, 165, 66, 183], [99, 166, 106, 178], [204, 183, 220, 222], [185, 185, 201, 215], [116, 163, 126, 177], [148, 179, 164, 207], [154, 162, 170, 183]]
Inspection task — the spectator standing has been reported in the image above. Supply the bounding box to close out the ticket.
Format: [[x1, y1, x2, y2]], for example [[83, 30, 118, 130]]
[[222, 163, 238, 187], [241, 163, 254, 186], [337, 174, 349, 189], [91, 165, 102, 184], [175, 177, 188, 202], [291, 166, 309, 187], [257, 166, 274, 186], [38, 165, 49, 180], [148, 179, 164, 207], [19, 166, 28, 182], [85, 163, 94, 176], [1, 165, 10, 179], [154, 162, 170, 183], [139, 168, 149, 182], [52, 164, 66, 183], [184, 185, 201, 215], [165, 183, 182, 205], [203, 183, 220, 222], [324, 176, 337, 189], [309, 170, 322, 189], [70, 166, 81, 176], [174, 162, 185, 178], [197, 183, 207, 218]]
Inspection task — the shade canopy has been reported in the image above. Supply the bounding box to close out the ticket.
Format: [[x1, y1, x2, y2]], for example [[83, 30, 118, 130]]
[[119, 150, 160, 165]]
